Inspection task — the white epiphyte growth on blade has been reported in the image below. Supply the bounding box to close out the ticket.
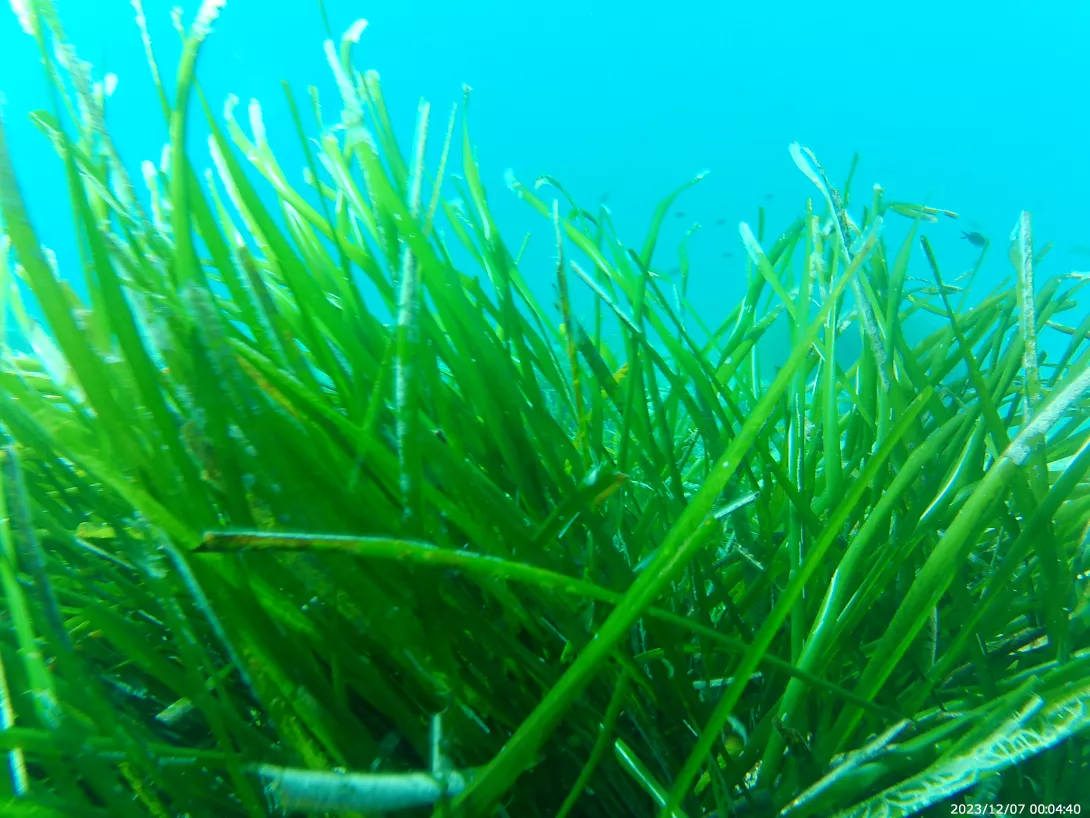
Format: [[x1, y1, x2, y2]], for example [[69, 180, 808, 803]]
[[788, 142, 824, 191], [789, 142, 891, 391], [344, 18, 368, 44], [142, 159, 166, 232], [131, 0, 165, 95], [8, 0, 35, 36], [222, 95, 256, 161], [247, 98, 268, 152], [1006, 364, 1090, 467], [99, 72, 119, 100], [737, 222, 764, 267], [325, 28, 365, 120], [205, 168, 243, 246], [191, 0, 228, 42]]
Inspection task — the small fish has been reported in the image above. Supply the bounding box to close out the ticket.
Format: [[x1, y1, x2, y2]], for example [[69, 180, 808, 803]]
[[721, 251, 734, 259], [960, 231, 987, 247], [773, 718, 811, 757], [715, 218, 727, 227], [764, 193, 775, 201], [674, 211, 687, 218]]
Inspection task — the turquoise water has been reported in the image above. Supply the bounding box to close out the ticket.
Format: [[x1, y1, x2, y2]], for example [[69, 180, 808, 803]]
[[1, 0, 1087, 363]]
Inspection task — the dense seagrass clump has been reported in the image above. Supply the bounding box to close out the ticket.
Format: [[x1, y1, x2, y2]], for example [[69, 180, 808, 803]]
[[0, 1, 1089, 816]]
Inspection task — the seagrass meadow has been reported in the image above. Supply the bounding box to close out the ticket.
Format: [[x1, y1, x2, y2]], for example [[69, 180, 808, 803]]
[[1, 1, 1090, 817]]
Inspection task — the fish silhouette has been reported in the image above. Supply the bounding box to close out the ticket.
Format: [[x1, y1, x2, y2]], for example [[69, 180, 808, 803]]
[[960, 231, 987, 247]]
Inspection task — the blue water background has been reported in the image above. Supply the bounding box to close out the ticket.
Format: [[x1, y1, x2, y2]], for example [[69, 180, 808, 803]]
[[1, 0, 1087, 370]]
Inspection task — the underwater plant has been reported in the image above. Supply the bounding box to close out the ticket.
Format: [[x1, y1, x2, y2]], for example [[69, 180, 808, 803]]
[[1, 1, 1089, 817]]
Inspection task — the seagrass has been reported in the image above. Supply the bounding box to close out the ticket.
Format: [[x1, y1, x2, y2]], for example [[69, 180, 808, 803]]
[[0, 1, 1088, 817]]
